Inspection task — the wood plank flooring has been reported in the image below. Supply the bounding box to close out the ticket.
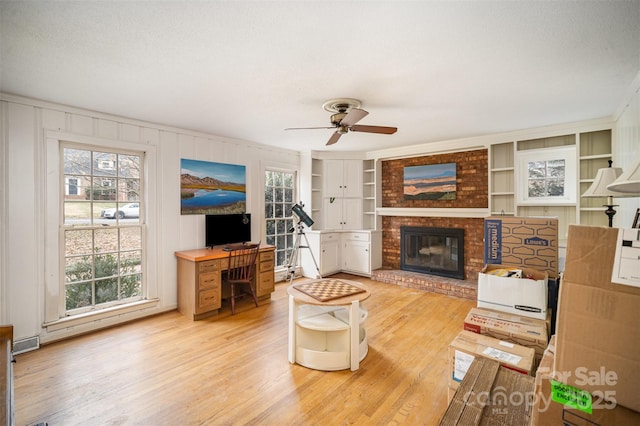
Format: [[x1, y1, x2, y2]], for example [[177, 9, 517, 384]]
[[13, 273, 474, 425]]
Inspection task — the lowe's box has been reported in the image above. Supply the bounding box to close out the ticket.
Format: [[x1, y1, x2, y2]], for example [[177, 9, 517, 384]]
[[477, 264, 548, 320], [484, 216, 559, 283]]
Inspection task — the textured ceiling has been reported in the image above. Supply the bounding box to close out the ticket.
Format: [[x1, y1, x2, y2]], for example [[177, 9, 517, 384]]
[[2, 1, 639, 153]]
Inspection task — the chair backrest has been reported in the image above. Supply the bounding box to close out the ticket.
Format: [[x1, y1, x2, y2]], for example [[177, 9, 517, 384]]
[[226, 242, 261, 282]]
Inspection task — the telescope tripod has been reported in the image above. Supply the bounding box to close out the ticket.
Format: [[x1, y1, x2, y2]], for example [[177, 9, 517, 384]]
[[286, 221, 321, 284]]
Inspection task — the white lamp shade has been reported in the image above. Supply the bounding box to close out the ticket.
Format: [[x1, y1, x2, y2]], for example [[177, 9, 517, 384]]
[[606, 159, 640, 194], [582, 166, 633, 198]]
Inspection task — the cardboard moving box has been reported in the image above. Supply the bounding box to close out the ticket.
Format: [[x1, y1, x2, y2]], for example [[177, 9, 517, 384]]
[[532, 336, 640, 425], [463, 307, 548, 365], [477, 264, 548, 320], [441, 357, 535, 426], [483, 216, 559, 282], [555, 225, 640, 412], [448, 330, 535, 392]]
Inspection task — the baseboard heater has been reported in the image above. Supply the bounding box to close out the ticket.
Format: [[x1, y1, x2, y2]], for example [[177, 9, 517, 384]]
[[13, 335, 40, 355]]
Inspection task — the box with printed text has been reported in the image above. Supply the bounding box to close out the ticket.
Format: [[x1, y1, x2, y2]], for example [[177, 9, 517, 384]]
[[484, 216, 559, 282], [448, 330, 534, 393], [477, 263, 548, 320], [463, 307, 548, 365]]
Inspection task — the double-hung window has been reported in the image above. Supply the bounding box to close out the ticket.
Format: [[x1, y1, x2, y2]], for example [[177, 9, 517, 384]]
[[264, 170, 296, 268], [62, 145, 144, 315]]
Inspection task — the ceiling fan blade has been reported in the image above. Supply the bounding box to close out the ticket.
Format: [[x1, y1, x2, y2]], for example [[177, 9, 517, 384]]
[[350, 124, 397, 135], [340, 108, 368, 126], [285, 126, 335, 131], [326, 131, 342, 145]]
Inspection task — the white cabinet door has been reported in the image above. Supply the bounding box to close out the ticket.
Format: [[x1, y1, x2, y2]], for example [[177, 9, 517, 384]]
[[342, 198, 362, 230], [343, 240, 370, 275], [323, 159, 363, 198], [323, 198, 344, 230], [323, 198, 362, 230], [320, 240, 341, 276], [342, 160, 363, 198], [323, 160, 346, 198]]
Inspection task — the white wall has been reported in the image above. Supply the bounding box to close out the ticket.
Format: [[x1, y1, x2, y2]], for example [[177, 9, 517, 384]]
[[0, 94, 299, 343], [614, 79, 640, 226]]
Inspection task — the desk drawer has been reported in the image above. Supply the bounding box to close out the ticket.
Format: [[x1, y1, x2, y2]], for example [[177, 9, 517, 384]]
[[199, 272, 220, 290], [259, 257, 274, 272], [260, 250, 275, 263], [197, 288, 220, 312], [257, 271, 274, 295], [199, 259, 221, 274]]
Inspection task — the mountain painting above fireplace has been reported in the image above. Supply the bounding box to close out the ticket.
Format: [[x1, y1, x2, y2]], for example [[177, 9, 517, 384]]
[[400, 226, 465, 280]]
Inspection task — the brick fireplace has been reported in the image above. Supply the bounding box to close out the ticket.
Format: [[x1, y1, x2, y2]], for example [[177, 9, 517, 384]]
[[372, 149, 488, 300]]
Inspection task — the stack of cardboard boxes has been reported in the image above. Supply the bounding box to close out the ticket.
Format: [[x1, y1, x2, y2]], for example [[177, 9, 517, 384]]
[[444, 217, 558, 422], [532, 225, 640, 424], [442, 220, 640, 425]]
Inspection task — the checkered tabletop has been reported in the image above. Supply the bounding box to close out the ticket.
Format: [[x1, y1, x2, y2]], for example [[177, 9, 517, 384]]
[[293, 279, 366, 302]]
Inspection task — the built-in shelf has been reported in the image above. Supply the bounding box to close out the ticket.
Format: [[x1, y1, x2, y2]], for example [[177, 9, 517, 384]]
[[488, 128, 614, 236]]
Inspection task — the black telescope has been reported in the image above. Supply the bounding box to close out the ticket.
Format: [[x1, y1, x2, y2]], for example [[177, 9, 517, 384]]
[[291, 203, 314, 228]]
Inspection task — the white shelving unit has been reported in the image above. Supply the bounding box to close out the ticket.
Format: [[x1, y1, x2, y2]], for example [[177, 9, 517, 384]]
[[578, 130, 613, 227], [489, 142, 516, 216], [363, 159, 377, 230], [310, 158, 323, 229], [488, 128, 613, 242]]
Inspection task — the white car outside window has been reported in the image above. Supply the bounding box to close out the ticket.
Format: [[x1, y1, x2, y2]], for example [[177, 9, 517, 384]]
[[100, 203, 140, 219]]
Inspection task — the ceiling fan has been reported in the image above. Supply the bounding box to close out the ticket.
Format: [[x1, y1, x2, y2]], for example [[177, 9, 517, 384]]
[[285, 98, 397, 145]]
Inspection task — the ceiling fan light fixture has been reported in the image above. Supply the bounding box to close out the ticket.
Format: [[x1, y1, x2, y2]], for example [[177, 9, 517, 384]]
[[331, 112, 347, 126]]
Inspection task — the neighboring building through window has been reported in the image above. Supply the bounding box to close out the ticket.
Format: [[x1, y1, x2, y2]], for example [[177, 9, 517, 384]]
[[264, 170, 295, 268], [62, 145, 144, 314]]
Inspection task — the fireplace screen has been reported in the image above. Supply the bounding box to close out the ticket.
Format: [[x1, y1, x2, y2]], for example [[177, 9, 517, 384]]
[[400, 226, 465, 279]]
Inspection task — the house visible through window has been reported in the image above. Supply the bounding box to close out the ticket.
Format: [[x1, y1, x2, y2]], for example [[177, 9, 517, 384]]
[[264, 170, 295, 268], [62, 145, 144, 314]]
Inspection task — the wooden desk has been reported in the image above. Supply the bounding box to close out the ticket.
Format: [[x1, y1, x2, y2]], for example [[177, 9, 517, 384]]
[[175, 244, 275, 320], [287, 279, 370, 371]]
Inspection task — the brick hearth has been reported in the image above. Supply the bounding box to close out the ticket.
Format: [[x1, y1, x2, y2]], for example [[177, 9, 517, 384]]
[[371, 269, 477, 301]]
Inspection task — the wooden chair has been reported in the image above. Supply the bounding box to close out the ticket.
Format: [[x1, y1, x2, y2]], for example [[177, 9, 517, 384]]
[[224, 242, 261, 315]]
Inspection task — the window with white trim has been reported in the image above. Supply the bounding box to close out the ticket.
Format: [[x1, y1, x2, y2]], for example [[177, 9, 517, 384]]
[[62, 145, 144, 314], [264, 170, 295, 268]]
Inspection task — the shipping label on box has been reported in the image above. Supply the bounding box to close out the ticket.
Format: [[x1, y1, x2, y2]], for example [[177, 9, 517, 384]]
[[484, 216, 558, 281], [477, 264, 548, 320], [448, 330, 535, 391], [555, 225, 640, 413], [612, 228, 640, 288], [463, 307, 548, 363], [532, 336, 640, 426]]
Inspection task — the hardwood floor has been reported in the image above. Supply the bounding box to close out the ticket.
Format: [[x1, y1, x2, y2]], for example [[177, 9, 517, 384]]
[[14, 273, 474, 425]]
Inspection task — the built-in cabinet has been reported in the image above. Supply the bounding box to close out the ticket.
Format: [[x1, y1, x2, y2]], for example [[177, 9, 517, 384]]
[[300, 230, 382, 278], [322, 159, 363, 230], [323, 159, 363, 198], [488, 128, 614, 241], [323, 198, 362, 230]]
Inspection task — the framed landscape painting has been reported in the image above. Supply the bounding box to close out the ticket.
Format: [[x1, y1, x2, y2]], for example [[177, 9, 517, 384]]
[[180, 159, 246, 215], [404, 162, 457, 200]]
